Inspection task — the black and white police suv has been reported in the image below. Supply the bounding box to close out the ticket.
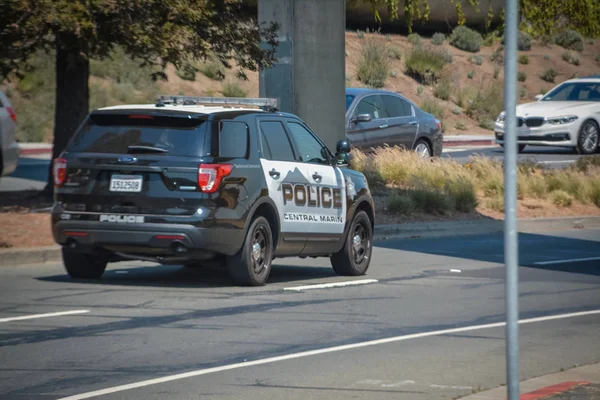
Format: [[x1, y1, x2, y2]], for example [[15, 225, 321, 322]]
[[51, 96, 375, 286]]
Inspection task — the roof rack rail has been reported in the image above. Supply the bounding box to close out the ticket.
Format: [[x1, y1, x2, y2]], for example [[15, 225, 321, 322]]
[[156, 95, 278, 111]]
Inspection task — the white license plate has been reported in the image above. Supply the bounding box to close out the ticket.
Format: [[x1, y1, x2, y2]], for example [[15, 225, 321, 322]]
[[517, 127, 530, 136], [110, 174, 143, 193]]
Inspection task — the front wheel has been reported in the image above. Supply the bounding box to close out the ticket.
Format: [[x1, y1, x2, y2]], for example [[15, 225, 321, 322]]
[[63, 247, 107, 279], [576, 120, 599, 155], [330, 211, 373, 276], [227, 216, 273, 286]]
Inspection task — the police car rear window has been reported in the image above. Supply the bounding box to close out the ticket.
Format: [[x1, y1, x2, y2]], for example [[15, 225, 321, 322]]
[[68, 113, 208, 156]]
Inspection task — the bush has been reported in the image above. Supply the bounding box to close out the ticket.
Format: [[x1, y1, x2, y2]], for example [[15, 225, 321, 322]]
[[571, 54, 581, 66], [555, 29, 584, 51], [520, 87, 527, 99], [356, 39, 390, 88], [447, 180, 478, 212], [388, 194, 416, 215], [562, 51, 572, 62], [518, 55, 529, 65], [561, 51, 580, 65], [486, 195, 504, 212], [466, 83, 503, 130], [431, 32, 445, 45], [387, 46, 402, 60], [491, 46, 504, 65], [404, 44, 452, 84], [502, 31, 532, 51], [574, 155, 600, 172], [449, 26, 483, 53], [222, 82, 247, 97], [175, 63, 197, 81], [410, 189, 454, 215], [518, 71, 527, 82], [456, 85, 478, 108], [550, 190, 573, 207], [408, 33, 422, 46], [455, 121, 467, 130], [198, 57, 225, 80], [540, 68, 558, 83], [470, 55, 483, 65], [483, 34, 496, 47], [467, 70, 475, 79], [493, 66, 500, 79], [420, 98, 446, 119], [357, 30, 365, 39], [433, 76, 452, 100]]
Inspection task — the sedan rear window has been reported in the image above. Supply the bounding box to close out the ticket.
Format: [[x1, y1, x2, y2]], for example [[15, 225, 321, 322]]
[[68, 113, 208, 156]]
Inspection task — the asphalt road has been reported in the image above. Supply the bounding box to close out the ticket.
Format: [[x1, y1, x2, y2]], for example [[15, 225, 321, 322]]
[[1, 228, 599, 400], [443, 145, 585, 168]]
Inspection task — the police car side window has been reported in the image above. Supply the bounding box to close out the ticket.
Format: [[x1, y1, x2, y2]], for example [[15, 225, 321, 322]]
[[219, 121, 248, 158], [286, 122, 328, 165], [259, 121, 296, 162]]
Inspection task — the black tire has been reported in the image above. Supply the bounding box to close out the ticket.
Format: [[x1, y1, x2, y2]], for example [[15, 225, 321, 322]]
[[500, 144, 526, 153], [62, 247, 107, 279], [576, 120, 599, 155], [227, 216, 273, 286], [330, 211, 373, 276], [413, 139, 432, 158]]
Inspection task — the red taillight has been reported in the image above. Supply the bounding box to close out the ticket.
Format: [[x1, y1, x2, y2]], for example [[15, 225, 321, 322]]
[[64, 231, 88, 237], [6, 107, 16, 123], [53, 158, 67, 186], [198, 164, 232, 193], [128, 115, 153, 119]]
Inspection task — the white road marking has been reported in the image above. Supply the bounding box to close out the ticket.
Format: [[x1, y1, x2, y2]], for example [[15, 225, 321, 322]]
[[537, 160, 576, 165], [450, 269, 462, 273], [0, 310, 90, 323], [58, 309, 600, 400], [534, 256, 600, 266], [430, 384, 474, 390], [283, 279, 378, 291]]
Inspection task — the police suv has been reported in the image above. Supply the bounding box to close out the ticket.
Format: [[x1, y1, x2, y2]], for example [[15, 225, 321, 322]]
[[51, 96, 375, 286]]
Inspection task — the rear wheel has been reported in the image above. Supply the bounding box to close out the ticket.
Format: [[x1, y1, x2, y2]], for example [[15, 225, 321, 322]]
[[576, 120, 599, 155], [413, 139, 432, 158], [330, 211, 373, 276], [227, 216, 273, 286], [62, 247, 107, 279]]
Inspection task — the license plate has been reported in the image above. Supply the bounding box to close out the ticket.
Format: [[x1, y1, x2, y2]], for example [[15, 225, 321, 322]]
[[517, 126, 530, 136], [110, 174, 143, 193]]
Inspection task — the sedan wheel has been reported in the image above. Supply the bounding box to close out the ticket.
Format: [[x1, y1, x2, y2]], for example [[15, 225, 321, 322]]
[[413, 139, 432, 158], [577, 120, 599, 155]]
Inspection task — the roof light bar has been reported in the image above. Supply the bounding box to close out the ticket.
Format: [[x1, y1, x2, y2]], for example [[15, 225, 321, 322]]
[[156, 95, 278, 111]]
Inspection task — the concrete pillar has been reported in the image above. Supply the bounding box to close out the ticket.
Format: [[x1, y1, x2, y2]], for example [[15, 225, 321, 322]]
[[258, 0, 346, 152]]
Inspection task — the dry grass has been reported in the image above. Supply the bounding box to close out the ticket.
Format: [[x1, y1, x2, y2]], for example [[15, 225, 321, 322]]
[[352, 148, 600, 217]]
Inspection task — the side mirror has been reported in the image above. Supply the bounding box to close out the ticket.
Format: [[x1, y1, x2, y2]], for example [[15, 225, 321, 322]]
[[351, 113, 372, 123], [335, 139, 352, 165], [534, 94, 544, 101]]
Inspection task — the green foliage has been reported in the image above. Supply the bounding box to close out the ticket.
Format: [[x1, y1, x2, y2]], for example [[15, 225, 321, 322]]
[[502, 31, 532, 51], [467, 70, 475, 79], [447, 180, 479, 212], [221, 82, 247, 97], [483, 34, 496, 47], [491, 46, 504, 65], [493, 66, 500, 79], [431, 32, 445, 45], [466, 82, 503, 130], [455, 121, 468, 130], [197, 57, 226, 81], [596, 55, 600, 63], [390, 70, 398, 78], [550, 190, 573, 207], [449, 26, 483, 53], [540, 87, 549, 95], [175, 63, 197, 81], [404, 44, 452, 85], [408, 33, 422, 46], [410, 188, 453, 215], [544, 55, 551, 60], [555, 29, 585, 51], [520, 87, 527, 99], [519, 0, 600, 38], [420, 98, 445, 119], [469, 55, 483, 65], [357, 30, 365, 39], [417, 85, 424, 96], [433, 76, 452, 100], [385, 34, 392, 42], [540, 68, 558, 82], [387, 194, 416, 215], [452, 106, 462, 115], [574, 155, 600, 172], [356, 39, 390, 88], [518, 55, 529, 64], [518, 71, 527, 82], [387, 46, 402, 60]]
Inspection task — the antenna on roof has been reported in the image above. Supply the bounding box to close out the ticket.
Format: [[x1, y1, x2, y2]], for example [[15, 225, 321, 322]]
[[156, 95, 279, 112]]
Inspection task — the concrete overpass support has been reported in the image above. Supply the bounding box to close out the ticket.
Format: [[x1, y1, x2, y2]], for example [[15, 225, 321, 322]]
[[258, 0, 346, 152]]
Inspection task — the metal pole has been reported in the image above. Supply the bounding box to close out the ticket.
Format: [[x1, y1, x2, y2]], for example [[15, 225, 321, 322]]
[[503, 0, 520, 397]]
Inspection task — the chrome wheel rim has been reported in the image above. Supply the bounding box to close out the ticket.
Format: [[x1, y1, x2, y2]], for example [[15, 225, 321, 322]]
[[582, 122, 599, 153], [351, 222, 370, 265], [415, 143, 430, 158], [251, 226, 268, 275]]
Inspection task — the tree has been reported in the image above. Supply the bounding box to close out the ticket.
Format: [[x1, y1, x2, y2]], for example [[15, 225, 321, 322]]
[[0, 0, 279, 196]]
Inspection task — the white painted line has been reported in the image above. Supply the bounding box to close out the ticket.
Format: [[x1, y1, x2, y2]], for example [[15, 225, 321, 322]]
[[57, 309, 600, 400], [534, 256, 600, 266], [430, 384, 473, 390], [538, 160, 575, 165], [283, 279, 378, 291], [450, 269, 462, 273], [0, 310, 90, 323]]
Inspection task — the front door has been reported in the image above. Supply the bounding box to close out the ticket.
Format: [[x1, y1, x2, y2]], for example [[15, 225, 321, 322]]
[[378, 94, 419, 150], [347, 94, 390, 152]]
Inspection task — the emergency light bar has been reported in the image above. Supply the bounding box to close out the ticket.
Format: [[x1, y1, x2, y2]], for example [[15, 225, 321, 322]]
[[156, 95, 278, 111]]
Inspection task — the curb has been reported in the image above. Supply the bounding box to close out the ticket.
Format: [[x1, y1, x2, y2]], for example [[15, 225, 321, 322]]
[[2, 216, 599, 267], [443, 139, 495, 147], [456, 362, 600, 400]]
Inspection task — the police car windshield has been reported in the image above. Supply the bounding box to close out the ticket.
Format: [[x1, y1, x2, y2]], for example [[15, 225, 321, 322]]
[[68, 113, 208, 156]]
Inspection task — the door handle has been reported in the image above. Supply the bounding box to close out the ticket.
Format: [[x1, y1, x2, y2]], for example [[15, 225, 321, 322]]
[[312, 173, 322, 182], [269, 169, 280, 179], [408, 120, 417, 125], [379, 124, 389, 129]]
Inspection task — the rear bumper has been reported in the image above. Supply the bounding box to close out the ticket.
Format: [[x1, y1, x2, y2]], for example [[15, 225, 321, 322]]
[[1, 141, 19, 177], [51, 207, 245, 258]]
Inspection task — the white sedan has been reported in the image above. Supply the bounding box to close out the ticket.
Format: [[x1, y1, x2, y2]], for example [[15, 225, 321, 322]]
[[495, 76, 600, 154]]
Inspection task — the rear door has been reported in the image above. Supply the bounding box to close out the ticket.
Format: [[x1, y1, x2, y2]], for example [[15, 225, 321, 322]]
[[58, 111, 209, 217], [380, 94, 419, 150]]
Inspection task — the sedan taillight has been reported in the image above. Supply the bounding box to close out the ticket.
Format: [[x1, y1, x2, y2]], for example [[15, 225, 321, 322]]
[[198, 164, 232, 193], [6, 107, 16, 123], [53, 158, 67, 186]]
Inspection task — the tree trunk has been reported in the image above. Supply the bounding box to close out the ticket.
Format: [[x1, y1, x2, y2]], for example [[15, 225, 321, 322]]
[[43, 34, 89, 197]]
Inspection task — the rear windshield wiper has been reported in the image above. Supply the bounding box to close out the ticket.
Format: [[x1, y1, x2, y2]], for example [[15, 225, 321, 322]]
[[127, 145, 169, 154]]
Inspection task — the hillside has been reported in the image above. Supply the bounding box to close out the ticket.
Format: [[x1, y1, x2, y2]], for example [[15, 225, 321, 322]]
[[2, 30, 600, 143]]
